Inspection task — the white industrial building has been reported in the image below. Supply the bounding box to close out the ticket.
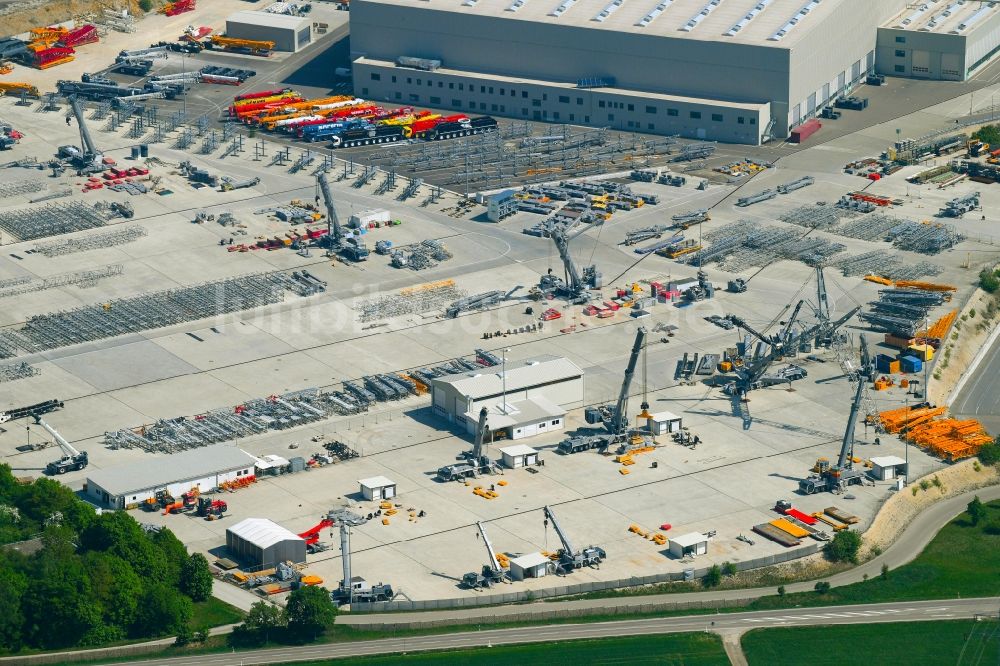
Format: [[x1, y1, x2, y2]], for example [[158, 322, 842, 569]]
[[668, 532, 709, 558], [226, 518, 307, 570], [359, 475, 397, 500], [85, 445, 257, 509], [498, 443, 540, 468], [646, 411, 683, 436], [869, 455, 908, 481], [350, 0, 914, 143], [432, 355, 583, 431], [876, 2, 1000, 81], [226, 10, 312, 52], [509, 552, 552, 580]]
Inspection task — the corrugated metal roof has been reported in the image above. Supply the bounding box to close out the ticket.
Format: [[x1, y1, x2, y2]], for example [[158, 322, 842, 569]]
[[227, 10, 311, 29], [227, 518, 304, 549], [433, 355, 582, 398], [359, 475, 396, 488], [870, 455, 907, 467], [86, 445, 257, 496], [670, 531, 708, 547], [499, 443, 539, 456]]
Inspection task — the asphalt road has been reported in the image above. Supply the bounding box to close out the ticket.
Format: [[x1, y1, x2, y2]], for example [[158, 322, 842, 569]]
[[951, 325, 1000, 435], [106, 598, 1000, 666]]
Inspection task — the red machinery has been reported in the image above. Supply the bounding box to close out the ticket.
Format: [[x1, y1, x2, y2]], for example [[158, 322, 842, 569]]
[[298, 518, 333, 552], [32, 46, 74, 70], [57, 24, 98, 48], [197, 496, 228, 517], [234, 87, 294, 103], [229, 94, 303, 118], [284, 105, 381, 132], [405, 114, 468, 139], [162, 0, 196, 16]]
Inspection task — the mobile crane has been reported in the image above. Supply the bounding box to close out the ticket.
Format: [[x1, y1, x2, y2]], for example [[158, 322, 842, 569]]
[[331, 522, 394, 605], [461, 521, 510, 589], [57, 95, 103, 174], [316, 172, 369, 261], [537, 223, 601, 303], [437, 407, 500, 481], [558, 327, 647, 454], [298, 517, 333, 553], [36, 415, 88, 475], [543, 505, 606, 575], [798, 381, 867, 494]]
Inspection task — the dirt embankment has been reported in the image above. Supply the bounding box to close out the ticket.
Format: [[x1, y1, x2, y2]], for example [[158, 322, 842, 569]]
[[0, 0, 154, 39]]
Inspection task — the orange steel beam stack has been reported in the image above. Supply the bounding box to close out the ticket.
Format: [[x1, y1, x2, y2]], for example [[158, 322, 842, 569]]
[[895, 280, 957, 292], [864, 275, 893, 286], [876, 405, 947, 433], [907, 418, 992, 461], [918, 309, 959, 341]]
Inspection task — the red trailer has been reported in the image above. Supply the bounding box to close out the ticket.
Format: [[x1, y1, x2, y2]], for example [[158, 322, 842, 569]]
[[233, 87, 294, 102], [32, 46, 75, 69], [404, 114, 469, 138], [789, 118, 821, 144], [57, 24, 98, 48], [784, 508, 818, 525]]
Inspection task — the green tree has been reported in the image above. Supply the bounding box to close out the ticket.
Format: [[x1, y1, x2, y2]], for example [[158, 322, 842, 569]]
[[21, 548, 101, 648], [702, 564, 722, 588], [241, 600, 285, 643], [968, 495, 987, 526], [980, 268, 1000, 294], [180, 553, 213, 602], [132, 583, 192, 638], [814, 581, 831, 594], [776, 585, 786, 597], [84, 552, 143, 630], [151, 528, 189, 588], [881, 563, 890, 579], [0, 564, 27, 651], [721, 561, 737, 577], [825, 530, 862, 564], [978, 440, 1000, 466], [284, 586, 336, 639], [138, 0, 154, 12]]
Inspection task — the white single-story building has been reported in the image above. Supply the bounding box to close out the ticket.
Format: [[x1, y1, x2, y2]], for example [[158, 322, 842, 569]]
[[432, 355, 584, 426], [463, 396, 565, 441], [85, 445, 257, 510], [869, 455, 908, 481], [668, 532, 709, 559], [359, 475, 397, 501], [498, 444, 539, 469], [647, 411, 683, 436], [226, 517, 306, 570], [508, 552, 551, 580]]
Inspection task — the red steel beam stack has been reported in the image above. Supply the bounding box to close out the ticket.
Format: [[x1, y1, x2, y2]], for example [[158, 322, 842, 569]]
[[163, 0, 196, 16], [32, 46, 75, 70]]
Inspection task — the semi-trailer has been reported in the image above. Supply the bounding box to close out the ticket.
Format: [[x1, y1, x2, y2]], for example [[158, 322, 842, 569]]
[[330, 125, 406, 148]]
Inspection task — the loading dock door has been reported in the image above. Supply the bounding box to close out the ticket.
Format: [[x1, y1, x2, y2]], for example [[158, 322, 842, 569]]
[[384, 486, 394, 499], [912, 50, 930, 77]]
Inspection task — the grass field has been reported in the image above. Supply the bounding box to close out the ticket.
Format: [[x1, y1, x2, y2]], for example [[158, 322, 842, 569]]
[[190, 598, 245, 629], [262, 633, 729, 666], [742, 620, 1000, 666], [747, 499, 1000, 611]]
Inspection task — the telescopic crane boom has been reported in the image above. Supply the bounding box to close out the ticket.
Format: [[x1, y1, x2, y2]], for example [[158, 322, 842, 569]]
[[462, 521, 509, 588], [606, 326, 647, 436], [798, 381, 868, 494], [316, 172, 368, 261], [543, 505, 606, 574], [36, 415, 88, 475]]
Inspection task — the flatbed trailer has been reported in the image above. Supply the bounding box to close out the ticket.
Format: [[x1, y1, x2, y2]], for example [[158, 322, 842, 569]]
[[812, 512, 848, 531], [770, 518, 810, 539], [784, 508, 817, 525], [753, 522, 801, 547], [825, 507, 859, 524]]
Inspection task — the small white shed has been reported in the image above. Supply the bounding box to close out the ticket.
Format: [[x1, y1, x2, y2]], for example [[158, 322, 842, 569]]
[[498, 444, 539, 469], [668, 532, 709, 558], [869, 455, 907, 481], [508, 552, 551, 580], [359, 475, 397, 501], [647, 410, 683, 435]]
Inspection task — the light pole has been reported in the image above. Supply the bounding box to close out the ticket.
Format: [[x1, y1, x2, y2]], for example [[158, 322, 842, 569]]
[[501, 347, 511, 414], [903, 396, 909, 486]]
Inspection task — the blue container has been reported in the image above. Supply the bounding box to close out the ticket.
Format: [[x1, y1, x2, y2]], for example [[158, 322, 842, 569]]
[[875, 354, 895, 373], [899, 355, 922, 373]]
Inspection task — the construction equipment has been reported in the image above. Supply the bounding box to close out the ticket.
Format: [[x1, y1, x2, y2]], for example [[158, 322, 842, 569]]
[[812, 267, 861, 348], [558, 327, 648, 454], [332, 523, 394, 605], [298, 518, 333, 553], [208, 35, 274, 57], [727, 278, 748, 293], [59, 96, 103, 174], [0, 399, 63, 424], [316, 173, 369, 261], [36, 416, 88, 475], [438, 407, 500, 480], [799, 382, 867, 494], [220, 176, 260, 192], [543, 505, 605, 575], [0, 82, 40, 97], [196, 496, 228, 517], [462, 521, 510, 589], [537, 222, 601, 303]]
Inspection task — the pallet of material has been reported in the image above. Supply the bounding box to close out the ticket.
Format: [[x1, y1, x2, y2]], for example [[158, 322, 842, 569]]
[[257, 582, 293, 595], [812, 512, 848, 531], [753, 522, 801, 547], [770, 518, 810, 539], [825, 507, 858, 525]]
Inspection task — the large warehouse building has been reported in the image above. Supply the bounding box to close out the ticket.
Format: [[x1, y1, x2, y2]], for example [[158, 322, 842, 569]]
[[876, 1, 1000, 81], [226, 518, 307, 570], [350, 0, 912, 144], [85, 445, 257, 509]]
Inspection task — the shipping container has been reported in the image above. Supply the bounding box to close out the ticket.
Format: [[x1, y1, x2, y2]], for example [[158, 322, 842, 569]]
[[789, 119, 821, 143], [907, 343, 934, 361], [884, 333, 916, 349], [899, 355, 922, 373]]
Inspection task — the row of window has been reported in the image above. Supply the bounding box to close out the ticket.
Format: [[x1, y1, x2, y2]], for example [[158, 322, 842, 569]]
[[367, 74, 756, 126]]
